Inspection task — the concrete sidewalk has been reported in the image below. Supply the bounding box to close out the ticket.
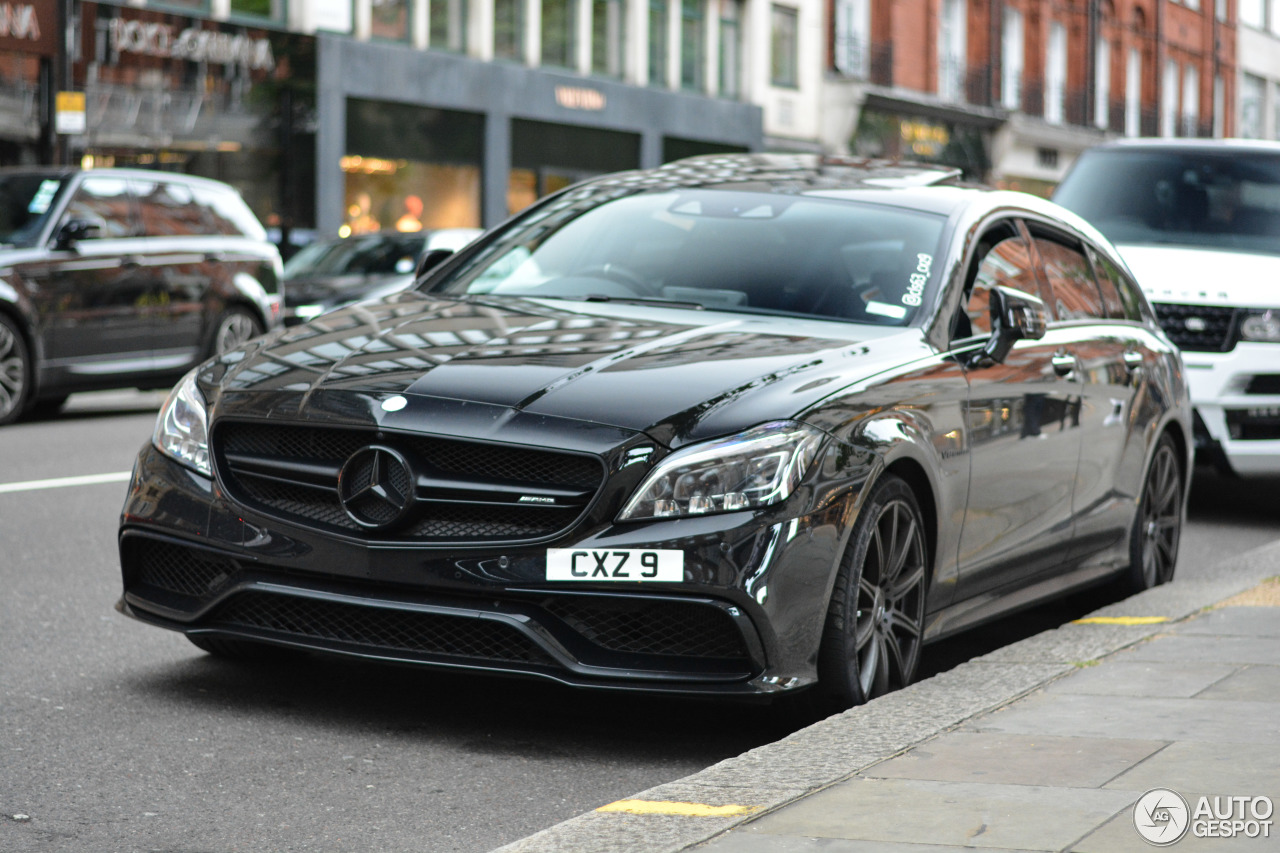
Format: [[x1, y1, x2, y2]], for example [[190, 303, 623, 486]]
[[496, 541, 1280, 853]]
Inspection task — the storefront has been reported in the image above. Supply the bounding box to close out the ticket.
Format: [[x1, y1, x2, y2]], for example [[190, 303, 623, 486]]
[[317, 34, 760, 233], [850, 94, 1002, 182], [66, 3, 317, 241], [0, 0, 56, 165]]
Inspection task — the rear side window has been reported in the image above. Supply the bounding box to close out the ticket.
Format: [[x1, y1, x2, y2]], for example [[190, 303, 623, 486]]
[[63, 177, 138, 239], [1031, 236, 1105, 322], [133, 180, 209, 237], [1092, 252, 1147, 322], [190, 184, 267, 240]]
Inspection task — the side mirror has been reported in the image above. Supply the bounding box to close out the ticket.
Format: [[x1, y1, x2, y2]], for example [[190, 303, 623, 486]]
[[55, 218, 101, 249], [415, 248, 454, 278], [970, 285, 1046, 366]]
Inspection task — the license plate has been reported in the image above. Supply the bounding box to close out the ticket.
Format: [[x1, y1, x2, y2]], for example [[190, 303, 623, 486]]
[[546, 548, 684, 582]]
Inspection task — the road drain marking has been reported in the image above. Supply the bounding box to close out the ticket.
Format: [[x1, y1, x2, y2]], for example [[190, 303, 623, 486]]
[[0, 471, 132, 494], [1072, 616, 1169, 625], [596, 800, 760, 817]]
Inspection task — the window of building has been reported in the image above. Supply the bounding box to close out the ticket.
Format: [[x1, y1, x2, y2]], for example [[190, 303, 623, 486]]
[[1125, 48, 1141, 136], [229, 0, 282, 18], [592, 0, 626, 77], [494, 0, 525, 61], [1161, 60, 1178, 137], [1095, 37, 1110, 128], [1181, 64, 1199, 136], [649, 0, 670, 86], [938, 0, 965, 101], [834, 0, 870, 78], [371, 0, 412, 41], [719, 0, 742, 97], [431, 0, 467, 51], [1241, 74, 1265, 138], [542, 0, 577, 67], [1002, 8, 1024, 110], [1274, 82, 1280, 139], [1241, 0, 1265, 28], [509, 119, 641, 214], [1045, 21, 1066, 123], [1215, 75, 1226, 137], [771, 5, 799, 88], [681, 0, 706, 91]]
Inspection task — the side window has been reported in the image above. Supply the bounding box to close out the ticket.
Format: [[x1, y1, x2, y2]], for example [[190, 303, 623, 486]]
[[1032, 235, 1105, 321], [133, 180, 210, 237], [1092, 251, 1145, 322], [62, 177, 137, 239], [191, 184, 266, 240], [961, 229, 1045, 338]]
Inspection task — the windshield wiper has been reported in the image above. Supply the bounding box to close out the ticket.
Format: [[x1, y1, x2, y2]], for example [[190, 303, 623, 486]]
[[579, 294, 705, 310]]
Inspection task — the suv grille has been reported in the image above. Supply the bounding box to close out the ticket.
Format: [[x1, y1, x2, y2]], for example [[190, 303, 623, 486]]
[[213, 422, 604, 543], [1152, 303, 1240, 352]]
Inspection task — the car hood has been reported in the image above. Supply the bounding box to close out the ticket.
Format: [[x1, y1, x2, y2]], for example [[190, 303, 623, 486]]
[[208, 292, 930, 447], [284, 273, 414, 305], [1117, 244, 1280, 308]]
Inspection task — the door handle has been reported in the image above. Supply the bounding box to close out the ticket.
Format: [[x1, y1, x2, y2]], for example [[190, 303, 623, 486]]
[[1123, 351, 1144, 371], [1052, 354, 1077, 377], [120, 255, 141, 269]]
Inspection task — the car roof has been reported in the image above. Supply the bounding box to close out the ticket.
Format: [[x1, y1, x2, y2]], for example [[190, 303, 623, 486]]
[[1084, 137, 1280, 155], [0, 165, 242, 191]]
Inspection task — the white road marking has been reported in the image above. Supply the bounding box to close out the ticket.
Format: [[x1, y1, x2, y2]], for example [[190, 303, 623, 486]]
[[0, 471, 133, 494]]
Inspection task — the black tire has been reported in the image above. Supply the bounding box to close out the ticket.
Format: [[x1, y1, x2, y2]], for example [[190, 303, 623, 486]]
[[0, 313, 32, 426], [24, 395, 68, 420], [815, 474, 929, 710], [209, 307, 264, 357], [188, 634, 292, 661], [1124, 432, 1183, 593]]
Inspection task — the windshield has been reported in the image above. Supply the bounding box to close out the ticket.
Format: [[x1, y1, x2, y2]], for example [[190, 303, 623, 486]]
[[0, 174, 67, 247], [1054, 149, 1280, 256], [427, 189, 946, 326], [283, 233, 427, 279]]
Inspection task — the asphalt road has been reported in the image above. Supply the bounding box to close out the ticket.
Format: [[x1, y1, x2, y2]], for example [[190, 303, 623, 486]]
[[2, 391, 1278, 853]]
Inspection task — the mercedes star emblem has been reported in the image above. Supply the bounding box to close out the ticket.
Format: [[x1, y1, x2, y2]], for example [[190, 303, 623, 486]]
[[338, 445, 415, 530]]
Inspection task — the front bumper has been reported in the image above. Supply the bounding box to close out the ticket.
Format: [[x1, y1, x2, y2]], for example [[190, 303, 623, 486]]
[[118, 442, 849, 696], [1181, 343, 1280, 475]]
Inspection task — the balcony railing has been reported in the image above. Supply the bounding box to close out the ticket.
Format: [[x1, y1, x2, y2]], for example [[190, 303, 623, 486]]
[[1022, 77, 1044, 118], [871, 42, 893, 87], [966, 64, 993, 107], [834, 33, 870, 78]]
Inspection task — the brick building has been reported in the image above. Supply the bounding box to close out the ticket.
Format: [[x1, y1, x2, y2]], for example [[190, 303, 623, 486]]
[[823, 0, 1236, 193]]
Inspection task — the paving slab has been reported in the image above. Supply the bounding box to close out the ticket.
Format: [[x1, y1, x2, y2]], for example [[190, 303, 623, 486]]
[[1103, 740, 1280, 795], [1072, 803, 1278, 852], [1118, 634, 1280, 665], [1044, 659, 1240, 698], [1177, 606, 1280, 637], [728, 777, 1134, 851], [1192, 664, 1280, 702], [698, 834, 1039, 852], [864, 732, 1165, 788]]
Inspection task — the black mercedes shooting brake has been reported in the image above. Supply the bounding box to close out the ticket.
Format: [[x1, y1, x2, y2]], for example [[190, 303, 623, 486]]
[[117, 155, 1192, 709]]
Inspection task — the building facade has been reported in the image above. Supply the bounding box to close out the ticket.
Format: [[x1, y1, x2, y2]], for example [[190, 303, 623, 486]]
[[824, 0, 1236, 193], [1238, 0, 1280, 139]]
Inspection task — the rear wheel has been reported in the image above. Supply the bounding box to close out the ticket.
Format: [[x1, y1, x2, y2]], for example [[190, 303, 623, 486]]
[[210, 307, 263, 356], [816, 474, 928, 709], [0, 314, 31, 426], [1125, 433, 1183, 592]]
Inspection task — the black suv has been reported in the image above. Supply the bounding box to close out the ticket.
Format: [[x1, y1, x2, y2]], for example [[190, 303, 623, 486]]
[[0, 167, 283, 424]]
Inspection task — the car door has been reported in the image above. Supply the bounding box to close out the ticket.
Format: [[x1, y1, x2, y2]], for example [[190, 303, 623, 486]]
[[1026, 226, 1149, 572], [40, 175, 159, 377], [952, 220, 1084, 599]]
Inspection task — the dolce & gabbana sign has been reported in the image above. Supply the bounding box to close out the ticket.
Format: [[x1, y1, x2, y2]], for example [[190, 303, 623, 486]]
[[0, 0, 55, 54], [108, 16, 275, 71]]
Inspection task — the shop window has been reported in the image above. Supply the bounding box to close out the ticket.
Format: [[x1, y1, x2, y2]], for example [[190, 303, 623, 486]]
[[230, 0, 282, 19], [372, 0, 412, 41], [718, 0, 742, 98], [542, 0, 577, 68], [770, 5, 798, 89], [662, 136, 748, 162], [494, 0, 525, 61], [509, 119, 641, 214], [649, 0, 669, 86], [592, 0, 626, 77], [681, 0, 705, 91], [430, 0, 467, 49]]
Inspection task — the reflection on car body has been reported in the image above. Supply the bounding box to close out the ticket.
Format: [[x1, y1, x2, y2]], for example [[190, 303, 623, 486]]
[[117, 154, 1192, 710]]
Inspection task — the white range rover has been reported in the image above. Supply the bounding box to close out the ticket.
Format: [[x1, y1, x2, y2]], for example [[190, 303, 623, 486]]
[[1055, 138, 1280, 476]]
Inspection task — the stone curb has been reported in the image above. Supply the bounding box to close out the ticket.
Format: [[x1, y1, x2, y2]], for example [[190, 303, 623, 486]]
[[490, 539, 1280, 853]]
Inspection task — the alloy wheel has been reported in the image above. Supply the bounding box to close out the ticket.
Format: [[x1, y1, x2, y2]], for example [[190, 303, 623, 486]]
[[214, 311, 260, 355], [0, 319, 28, 423], [1140, 440, 1182, 588]]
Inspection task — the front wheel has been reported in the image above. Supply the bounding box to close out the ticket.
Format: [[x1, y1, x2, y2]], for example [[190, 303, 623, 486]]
[[1124, 433, 1183, 593], [816, 474, 929, 710], [0, 314, 31, 426]]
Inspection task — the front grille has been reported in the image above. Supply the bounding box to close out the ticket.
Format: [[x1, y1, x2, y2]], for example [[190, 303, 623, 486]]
[[544, 597, 749, 659], [1244, 375, 1280, 395], [211, 592, 556, 665], [132, 539, 240, 599], [214, 422, 603, 543], [1153, 303, 1239, 352]]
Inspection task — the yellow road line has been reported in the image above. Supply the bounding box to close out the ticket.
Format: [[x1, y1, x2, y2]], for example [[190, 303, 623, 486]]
[[1072, 616, 1169, 625], [596, 800, 760, 817]]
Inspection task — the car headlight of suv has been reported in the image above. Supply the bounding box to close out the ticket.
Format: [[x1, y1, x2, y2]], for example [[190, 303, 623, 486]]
[[153, 368, 211, 477], [1241, 310, 1280, 343], [618, 421, 825, 521]]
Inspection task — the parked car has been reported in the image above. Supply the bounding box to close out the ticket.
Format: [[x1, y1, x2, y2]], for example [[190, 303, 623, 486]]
[[282, 229, 483, 325], [1054, 139, 1280, 476], [117, 154, 1190, 710], [0, 167, 282, 424]]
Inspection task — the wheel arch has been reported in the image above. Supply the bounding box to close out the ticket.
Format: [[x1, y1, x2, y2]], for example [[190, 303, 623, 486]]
[[883, 456, 939, 577]]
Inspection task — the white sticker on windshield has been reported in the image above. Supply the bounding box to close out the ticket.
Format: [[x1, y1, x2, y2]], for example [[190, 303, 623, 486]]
[[28, 180, 60, 215], [903, 253, 933, 306], [867, 301, 908, 319]]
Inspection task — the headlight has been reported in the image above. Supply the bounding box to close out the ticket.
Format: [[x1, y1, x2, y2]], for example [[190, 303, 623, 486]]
[[153, 368, 211, 477], [1241, 310, 1280, 343], [618, 421, 825, 521]]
